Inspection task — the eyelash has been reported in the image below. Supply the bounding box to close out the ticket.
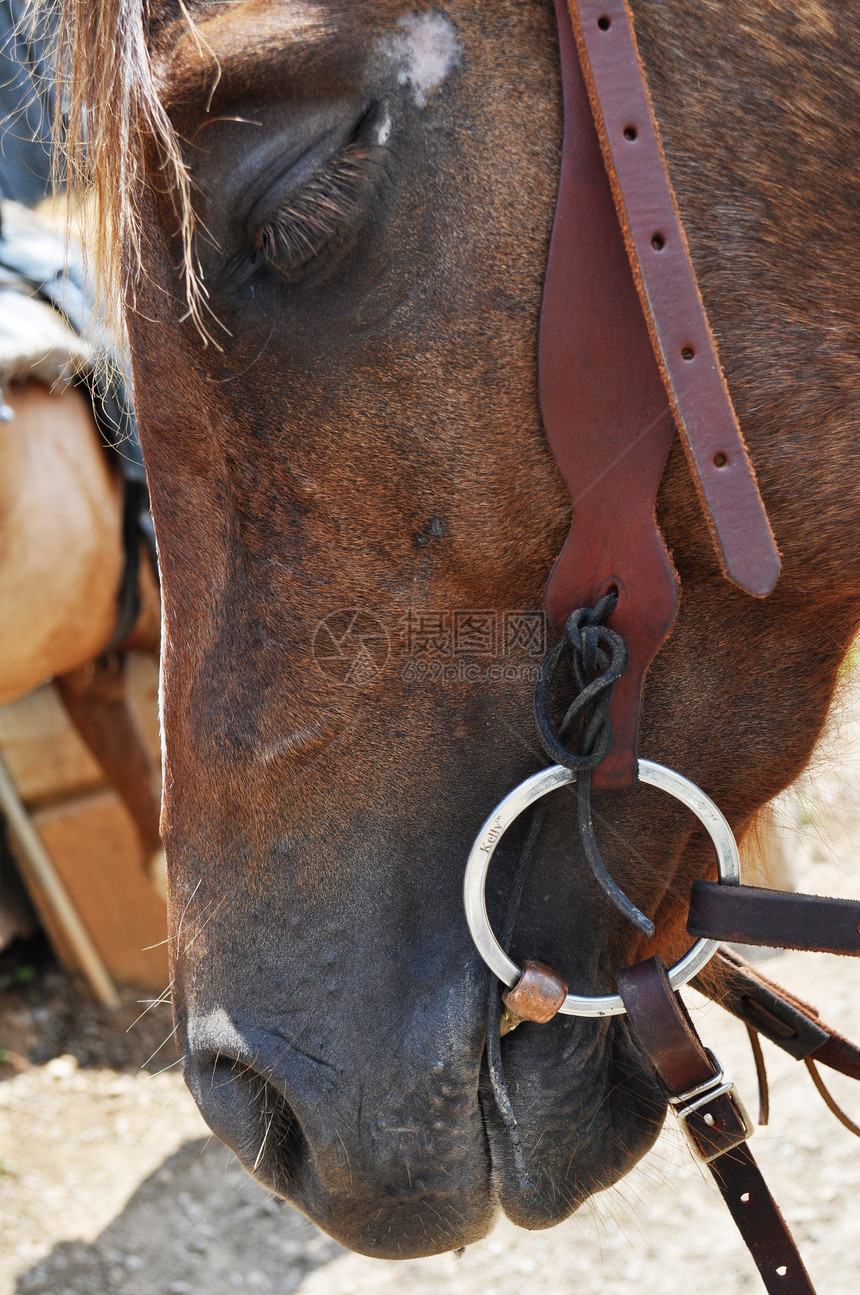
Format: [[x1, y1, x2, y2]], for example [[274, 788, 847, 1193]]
[[252, 138, 379, 279]]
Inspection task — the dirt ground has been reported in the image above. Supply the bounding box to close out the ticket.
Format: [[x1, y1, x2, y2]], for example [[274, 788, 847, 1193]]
[[3, 686, 860, 1295]]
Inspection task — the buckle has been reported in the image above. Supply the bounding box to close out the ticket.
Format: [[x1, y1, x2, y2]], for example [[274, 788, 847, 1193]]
[[668, 1051, 754, 1163]]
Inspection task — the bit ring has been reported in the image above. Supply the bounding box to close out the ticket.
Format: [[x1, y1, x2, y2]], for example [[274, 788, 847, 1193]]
[[463, 759, 740, 1018]]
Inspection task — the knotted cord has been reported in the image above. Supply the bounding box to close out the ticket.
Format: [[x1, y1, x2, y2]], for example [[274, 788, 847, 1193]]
[[534, 593, 653, 936]]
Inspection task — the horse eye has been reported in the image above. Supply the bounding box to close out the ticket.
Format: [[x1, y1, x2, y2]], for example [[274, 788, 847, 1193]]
[[251, 136, 381, 281]]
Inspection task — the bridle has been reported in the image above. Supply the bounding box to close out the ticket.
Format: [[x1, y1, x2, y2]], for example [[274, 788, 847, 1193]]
[[463, 4, 860, 1291]]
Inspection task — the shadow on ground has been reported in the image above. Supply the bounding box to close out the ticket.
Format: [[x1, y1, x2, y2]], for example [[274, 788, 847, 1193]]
[[14, 1138, 343, 1295]]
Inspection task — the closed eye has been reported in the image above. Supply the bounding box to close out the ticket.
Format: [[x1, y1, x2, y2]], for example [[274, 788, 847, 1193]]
[[254, 134, 379, 278], [213, 105, 387, 293]]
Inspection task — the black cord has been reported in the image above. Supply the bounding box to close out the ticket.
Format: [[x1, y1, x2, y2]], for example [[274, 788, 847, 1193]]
[[534, 594, 652, 936]]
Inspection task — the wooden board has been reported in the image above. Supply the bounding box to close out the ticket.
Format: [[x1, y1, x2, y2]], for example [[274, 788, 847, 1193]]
[[22, 789, 168, 991], [0, 655, 160, 807], [0, 653, 167, 990]]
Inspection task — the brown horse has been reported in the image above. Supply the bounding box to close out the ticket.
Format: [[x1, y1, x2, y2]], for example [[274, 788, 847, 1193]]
[[51, 0, 860, 1259], [0, 380, 158, 700], [0, 375, 163, 874], [0, 196, 163, 883]]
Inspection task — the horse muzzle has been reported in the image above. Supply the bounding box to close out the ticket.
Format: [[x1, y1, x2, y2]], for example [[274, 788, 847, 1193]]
[[180, 1010, 498, 1257], [179, 994, 665, 1255]]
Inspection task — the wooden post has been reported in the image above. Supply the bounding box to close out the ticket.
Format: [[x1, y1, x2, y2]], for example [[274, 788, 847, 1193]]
[[0, 749, 119, 1006]]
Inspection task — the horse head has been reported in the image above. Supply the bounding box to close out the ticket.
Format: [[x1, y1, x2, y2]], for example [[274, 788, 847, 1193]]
[[57, 0, 860, 1258]]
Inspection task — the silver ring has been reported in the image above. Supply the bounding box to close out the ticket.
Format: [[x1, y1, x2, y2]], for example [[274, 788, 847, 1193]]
[[463, 759, 740, 1018]]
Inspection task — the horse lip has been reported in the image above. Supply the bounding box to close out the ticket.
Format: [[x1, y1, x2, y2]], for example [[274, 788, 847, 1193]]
[[241, 1086, 501, 1259], [479, 1015, 667, 1228]]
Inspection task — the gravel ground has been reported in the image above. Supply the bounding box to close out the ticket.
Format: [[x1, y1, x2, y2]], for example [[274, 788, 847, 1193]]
[[3, 686, 860, 1295]]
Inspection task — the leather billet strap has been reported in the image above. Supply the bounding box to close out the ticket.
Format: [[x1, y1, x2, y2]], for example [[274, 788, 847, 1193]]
[[617, 956, 753, 1161], [688, 881, 860, 956], [540, 0, 678, 789], [708, 1147, 815, 1295], [618, 957, 815, 1295], [566, 0, 780, 599], [540, 1, 780, 788]]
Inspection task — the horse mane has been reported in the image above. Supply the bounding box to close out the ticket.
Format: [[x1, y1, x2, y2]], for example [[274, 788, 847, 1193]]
[[37, 0, 204, 333]]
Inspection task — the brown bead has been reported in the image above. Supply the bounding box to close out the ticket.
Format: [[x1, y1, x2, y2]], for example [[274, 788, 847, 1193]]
[[502, 960, 568, 1026]]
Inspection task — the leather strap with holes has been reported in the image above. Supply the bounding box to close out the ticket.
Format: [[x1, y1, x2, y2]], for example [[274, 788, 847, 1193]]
[[566, 0, 780, 598], [540, 0, 679, 789], [617, 958, 815, 1294], [708, 1146, 815, 1295], [540, 0, 780, 788]]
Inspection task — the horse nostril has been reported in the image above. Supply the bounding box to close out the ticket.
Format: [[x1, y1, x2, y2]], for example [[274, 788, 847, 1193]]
[[188, 1051, 307, 1183], [209, 1052, 255, 1100]]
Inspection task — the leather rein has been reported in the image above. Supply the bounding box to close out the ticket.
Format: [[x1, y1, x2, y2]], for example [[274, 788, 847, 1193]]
[[464, 4, 860, 1292]]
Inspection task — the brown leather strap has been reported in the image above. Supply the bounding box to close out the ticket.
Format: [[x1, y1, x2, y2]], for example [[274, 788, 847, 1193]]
[[697, 947, 860, 1138], [805, 1059, 860, 1139], [812, 1033, 860, 1081], [617, 956, 752, 1159], [618, 953, 716, 1089], [709, 1145, 816, 1295], [540, 0, 678, 788], [540, 0, 781, 785], [745, 1024, 771, 1126], [695, 945, 860, 1080], [566, 0, 780, 598], [688, 881, 860, 956], [618, 957, 814, 1294]]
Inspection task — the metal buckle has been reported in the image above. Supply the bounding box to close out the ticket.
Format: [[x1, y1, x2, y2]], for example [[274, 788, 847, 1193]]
[[668, 1050, 754, 1163]]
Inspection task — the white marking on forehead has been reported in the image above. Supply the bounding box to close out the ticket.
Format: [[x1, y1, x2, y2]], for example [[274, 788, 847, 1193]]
[[387, 12, 462, 108], [377, 111, 392, 145]]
